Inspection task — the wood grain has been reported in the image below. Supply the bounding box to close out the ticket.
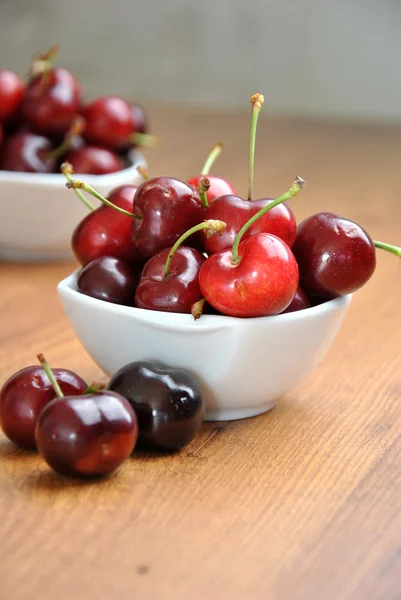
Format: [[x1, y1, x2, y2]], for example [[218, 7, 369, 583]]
[[0, 108, 400, 600]]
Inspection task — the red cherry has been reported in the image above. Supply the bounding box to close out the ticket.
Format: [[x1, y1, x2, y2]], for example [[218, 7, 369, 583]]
[[292, 212, 377, 299], [200, 233, 299, 317], [20, 67, 81, 136], [281, 286, 311, 313], [202, 194, 296, 254], [77, 256, 139, 305], [0, 131, 55, 173], [0, 365, 87, 449], [35, 391, 138, 478], [187, 174, 236, 204], [81, 96, 147, 151], [0, 69, 25, 123], [71, 184, 142, 265], [0, 123, 3, 148], [65, 145, 125, 175]]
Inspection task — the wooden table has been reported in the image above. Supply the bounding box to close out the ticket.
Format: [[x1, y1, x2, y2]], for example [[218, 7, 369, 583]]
[[1, 108, 400, 600]]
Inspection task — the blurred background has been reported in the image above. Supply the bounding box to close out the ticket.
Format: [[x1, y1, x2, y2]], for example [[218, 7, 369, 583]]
[[1, 0, 401, 123]]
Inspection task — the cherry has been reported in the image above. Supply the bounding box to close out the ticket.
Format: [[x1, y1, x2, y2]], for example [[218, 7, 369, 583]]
[[201, 94, 297, 255], [0, 131, 55, 173], [65, 145, 125, 175], [0, 69, 25, 123], [34, 354, 138, 478], [293, 213, 377, 299], [281, 286, 311, 313], [77, 256, 139, 306], [199, 178, 304, 317], [187, 143, 236, 203], [67, 175, 205, 260], [0, 123, 3, 148], [108, 361, 204, 452], [0, 360, 87, 449], [80, 96, 148, 151], [135, 220, 225, 313]]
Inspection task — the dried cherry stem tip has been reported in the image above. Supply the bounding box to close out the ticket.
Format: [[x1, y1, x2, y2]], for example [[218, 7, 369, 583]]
[[65, 178, 141, 219], [36, 353, 64, 398], [248, 92, 265, 201], [231, 176, 305, 264], [374, 240, 401, 258], [191, 298, 206, 320], [61, 162, 95, 212], [164, 219, 226, 277], [198, 177, 211, 208]]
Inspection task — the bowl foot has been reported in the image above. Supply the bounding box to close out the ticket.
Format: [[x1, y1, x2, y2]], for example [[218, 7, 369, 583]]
[[204, 403, 276, 422]]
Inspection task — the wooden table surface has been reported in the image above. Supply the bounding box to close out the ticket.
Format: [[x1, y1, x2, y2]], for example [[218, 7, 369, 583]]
[[1, 107, 400, 600]]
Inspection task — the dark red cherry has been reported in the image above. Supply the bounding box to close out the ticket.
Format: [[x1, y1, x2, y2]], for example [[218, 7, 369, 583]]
[[0, 124, 3, 148], [77, 256, 139, 305], [0, 366, 87, 449], [202, 195, 297, 255], [35, 391, 138, 478], [81, 96, 145, 151], [187, 175, 236, 204], [108, 361, 205, 452], [65, 145, 125, 175], [20, 67, 81, 136], [132, 177, 204, 259], [281, 286, 311, 313], [71, 185, 141, 265], [0, 131, 55, 173], [135, 246, 205, 313], [0, 69, 25, 123], [292, 212, 377, 299]]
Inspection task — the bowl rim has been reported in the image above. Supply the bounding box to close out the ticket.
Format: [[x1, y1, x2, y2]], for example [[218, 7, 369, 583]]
[[0, 148, 146, 187], [57, 269, 352, 332]]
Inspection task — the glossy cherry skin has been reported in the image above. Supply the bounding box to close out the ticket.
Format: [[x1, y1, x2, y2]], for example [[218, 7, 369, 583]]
[[201, 195, 297, 255], [81, 96, 146, 151], [65, 145, 124, 175], [187, 175, 236, 204], [77, 256, 139, 306], [281, 286, 311, 313], [199, 233, 299, 318], [108, 361, 204, 452], [292, 212, 377, 299], [20, 68, 81, 136], [0, 70, 25, 123], [72, 185, 141, 265], [35, 392, 138, 478], [0, 131, 55, 173], [132, 177, 204, 259], [135, 246, 205, 313], [0, 366, 87, 449]]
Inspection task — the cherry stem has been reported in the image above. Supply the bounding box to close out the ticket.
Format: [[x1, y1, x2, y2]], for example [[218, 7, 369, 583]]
[[198, 177, 210, 208], [248, 93, 264, 201], [61, 163, 95, 212], [191, 298, 206, 320], [130, 132, 158, 147], [85, 381, 107, 394], [36, 353, 64, 399], [46, 117, 85, 160], [164, 219, 226, 277], [374, 240, 401, 258], [201, 142, 223, 176], [30, 45, 59, 84], [231, 176, 305, 264], [65, 178, 142, 220], [137, 165, 149, 180]]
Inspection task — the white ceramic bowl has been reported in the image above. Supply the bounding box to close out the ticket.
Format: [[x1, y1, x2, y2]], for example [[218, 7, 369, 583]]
[[0, 150, 146, 262], [57, 270, 352, 421]]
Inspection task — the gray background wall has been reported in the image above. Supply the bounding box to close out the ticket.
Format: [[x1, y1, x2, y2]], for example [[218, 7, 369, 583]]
[[0, 0, 400, 122]]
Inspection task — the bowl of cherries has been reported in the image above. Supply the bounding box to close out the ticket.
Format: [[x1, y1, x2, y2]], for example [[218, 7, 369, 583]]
[[0, 46, 149, 262], [57, 93, 401, 422]]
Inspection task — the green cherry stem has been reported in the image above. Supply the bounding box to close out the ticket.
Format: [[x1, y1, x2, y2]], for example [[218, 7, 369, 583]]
[[36, 353, 64, 399], [198, 177, 210, 208], [248, 93, 264, 201], [374, 240, 401, 258], [30, 44, 59, 80], [65, 178, 142, 220], [61, 163, 95, 211], [201, 142, 223, 176], [164, 219, 226, 277], [130, 132, 158, 147], [231, 176, 305, 264], [47, 117, 85, 160], [85, 381, 107, 394], [137, 165, 149, 180]]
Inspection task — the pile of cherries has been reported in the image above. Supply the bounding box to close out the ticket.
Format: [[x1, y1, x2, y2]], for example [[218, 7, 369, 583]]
[[0, 355, 204, 478], [0, 45, 149, 175], [65, 93, 400, 319]]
